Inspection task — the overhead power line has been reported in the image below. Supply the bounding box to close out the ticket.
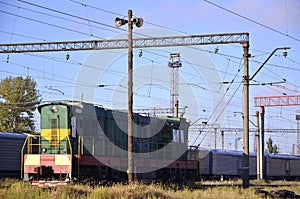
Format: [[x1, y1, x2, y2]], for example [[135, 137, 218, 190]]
[[17, 0, 118, 32], [0, 1, 121, 37], [68, 0, 191, 36], [0, 9, 105, 39], [0, 30, 46, 41], [203, 0, 300, 43]]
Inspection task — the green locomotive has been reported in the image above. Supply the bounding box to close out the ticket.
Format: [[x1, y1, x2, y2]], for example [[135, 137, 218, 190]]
[[23, 101, 197, 183]]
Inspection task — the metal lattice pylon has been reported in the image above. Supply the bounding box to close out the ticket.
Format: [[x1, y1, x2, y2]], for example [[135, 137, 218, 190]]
[[168, 53, 182, 117]]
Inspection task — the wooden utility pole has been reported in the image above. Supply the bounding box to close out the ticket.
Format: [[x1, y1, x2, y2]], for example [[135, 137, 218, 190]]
[[115, 9, 144, 184], [127, 9, 134, 184]]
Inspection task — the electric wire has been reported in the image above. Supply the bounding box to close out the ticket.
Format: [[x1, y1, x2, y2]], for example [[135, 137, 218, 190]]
[[191, 58, 244, 146], [0, 9, 106, 40], [203, 0, 300, 43], [0, 1, 122, 37], [0, 29, 47, 41], [68, 0, 191, 36], [16, 0, 120, 32]]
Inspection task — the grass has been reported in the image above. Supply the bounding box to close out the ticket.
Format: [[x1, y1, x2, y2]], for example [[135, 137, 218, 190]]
[[0, 178, 300, 199]]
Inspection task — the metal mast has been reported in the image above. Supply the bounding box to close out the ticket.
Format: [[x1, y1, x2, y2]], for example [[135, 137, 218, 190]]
[[168, 53, 182, 117]]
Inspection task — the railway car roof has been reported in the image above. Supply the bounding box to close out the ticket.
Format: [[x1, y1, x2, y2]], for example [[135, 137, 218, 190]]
[[209, 149, 299, 159], [0, 132, 27, 139], [265, 153, 300, 159], [37, 101, 189, 128], [210, 149, 256, 157]]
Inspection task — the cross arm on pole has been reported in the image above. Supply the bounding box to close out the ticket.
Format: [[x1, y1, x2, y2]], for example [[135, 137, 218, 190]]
[[250, 47, 290, 81], [0, 32, 249, 53]]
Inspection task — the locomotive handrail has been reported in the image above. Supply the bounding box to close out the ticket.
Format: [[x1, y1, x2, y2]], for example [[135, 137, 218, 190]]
[[22, 134, 73, 154], [66, 136, 72, 179], [77, 136, 82, 179], [20, 136, 29, 179], [66, 136, 72, 155]]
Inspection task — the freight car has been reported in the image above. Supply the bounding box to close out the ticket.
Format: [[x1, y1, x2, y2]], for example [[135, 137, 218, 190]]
[[266, 153, 300, 180], [0, 132, 28, 178], [188, 147, 300, 180], [22, 101, 198, 184]]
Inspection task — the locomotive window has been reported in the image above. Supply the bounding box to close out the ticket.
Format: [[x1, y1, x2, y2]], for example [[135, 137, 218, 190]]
[[51, 119, 58, 148], [51, 119, 57, 128]]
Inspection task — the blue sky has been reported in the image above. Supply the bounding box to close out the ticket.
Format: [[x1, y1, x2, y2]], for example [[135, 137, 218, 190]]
[[0, 0, 299, 153]]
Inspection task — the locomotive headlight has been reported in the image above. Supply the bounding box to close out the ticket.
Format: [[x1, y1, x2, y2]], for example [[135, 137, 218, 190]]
[[51, 105, 58, 113], [42, 148, 47, 153]]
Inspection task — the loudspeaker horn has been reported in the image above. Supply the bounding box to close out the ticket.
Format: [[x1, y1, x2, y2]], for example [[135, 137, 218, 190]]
[[115, 17, 127, 28], [133, 17, 144, 28]]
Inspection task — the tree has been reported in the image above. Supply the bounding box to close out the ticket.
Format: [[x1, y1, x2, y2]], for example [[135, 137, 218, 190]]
[[266, 137, 278, 154], [0, 76, 41, 134]]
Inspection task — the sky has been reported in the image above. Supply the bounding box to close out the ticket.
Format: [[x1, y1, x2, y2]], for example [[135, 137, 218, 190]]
[[0, 0, 300, 154]]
